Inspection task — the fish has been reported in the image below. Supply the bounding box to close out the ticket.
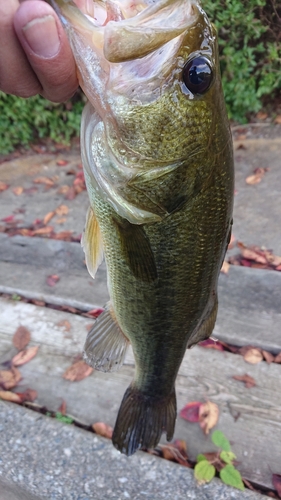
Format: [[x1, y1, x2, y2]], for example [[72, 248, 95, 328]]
[[47, 0, 234, 456]]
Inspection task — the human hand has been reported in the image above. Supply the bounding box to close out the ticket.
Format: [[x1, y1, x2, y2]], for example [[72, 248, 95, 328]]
[[1, 0, 79, 102]]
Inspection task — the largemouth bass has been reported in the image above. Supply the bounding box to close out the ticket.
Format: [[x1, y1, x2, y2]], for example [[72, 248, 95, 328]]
[[47, 0, 234, 456]]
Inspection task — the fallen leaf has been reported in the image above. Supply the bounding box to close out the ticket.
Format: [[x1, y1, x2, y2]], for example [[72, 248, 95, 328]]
[[199, 401, 219, 434], [262, 350, 275, 364], [12, 346, 39, 366], [232, 373, 256, 388], [55, 204, 69, 216], [84, 308, 104, 318], [256, 112, 268, 120], [13, 326, 31, 350], [46, 274, 60, 286], [63, 359, 93, 381], [272, 474, 281, 496], [245, 167, 268, 185], [274, 115, 281, 125], [180, 401, 202, 422], [33, 176, 54, 186], [0, 367, 22, 390], [58, 399, 67, 415], [53, 231, 73, 241], [65, 186, 76, 200], [240, 346, 263, 364], [158, 444, 190, 466], [43, 211, 55, 225], [2, 214, 15, 223], [199, 339, 225, 351], [92, 422, 113, 439], [0, 390, 21, 403], [56, 159, 69, 166], [274, 352, 281, 363], [15, 388, 38, 402], [12, 186, 24, 196], [32, 226, 53, 236], [172, 439, 188, 459], [220, 260, 230, 274], [0, 182, 9, 192], [57, 320, 71, 332], [57, 185, 70, 195]]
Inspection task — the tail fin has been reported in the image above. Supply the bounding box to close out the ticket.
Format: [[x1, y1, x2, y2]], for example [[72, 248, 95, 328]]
[[112, 384, 177, 456]]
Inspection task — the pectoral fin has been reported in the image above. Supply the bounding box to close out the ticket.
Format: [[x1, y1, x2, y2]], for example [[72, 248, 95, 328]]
[[81, 206, 104, 279], [83, 303, 129, 372], [112, 217, 157, 283]]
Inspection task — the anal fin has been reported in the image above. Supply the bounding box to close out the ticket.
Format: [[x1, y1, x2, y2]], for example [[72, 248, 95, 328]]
[[186, 297, 218, 349], [81, 206, 104, 279], [83, 303, 129, 372]]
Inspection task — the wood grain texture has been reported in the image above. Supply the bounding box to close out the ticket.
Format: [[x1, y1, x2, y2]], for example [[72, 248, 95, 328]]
[[0, 298, 280, 488]]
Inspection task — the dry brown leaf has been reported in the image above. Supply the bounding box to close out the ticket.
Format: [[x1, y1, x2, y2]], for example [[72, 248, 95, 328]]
[[53, 231, 73, 241], [199, 401, 219, 434], [256, 112, 268, 120], [245, 167, 268, 185], [232, 373, 256, 388], [12, 346, 39, 366], [33, 176, 54, 186], [241, 347, 263, 364], [56, 204, 69, 216], [16, 388, 38, 403], [0, 367, 22, 390], [92, 421, 113, 439], [262, 350, 275, 364], [58, 399, 67, 415], [43, 211, 55, 225], [13, 326, 31, 350], [56, 159, 69, 166], [274, 115, 281, 125], [274, 352, 281, 363], [158, 444, 190, 466], [46, 274, 60, 286], [65, 186, 76, 200], [32, 226, 53, 236], [220, 260, 230, 274], [57, 320, 71, 332], [57, 185, 70, 195], [0, 182, 9, 192], [12, 186, 23, 196], [63, 359, 93, 382], [0, 390, 21, 403]]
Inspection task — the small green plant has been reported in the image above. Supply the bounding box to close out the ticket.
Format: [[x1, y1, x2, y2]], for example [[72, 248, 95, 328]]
[[55, 412, 74, 425], [12, 294, 21, 301], [194, 430, 245, 491]]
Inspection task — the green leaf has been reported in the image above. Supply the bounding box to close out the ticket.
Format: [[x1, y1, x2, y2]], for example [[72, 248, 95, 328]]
[[194, 461, 216, 483], [220, 464, 245, 490], [211, 430, 231, 451], [55, 412, 74, 424], [197, 454, 208, 463], [220, 451, 236, 464]]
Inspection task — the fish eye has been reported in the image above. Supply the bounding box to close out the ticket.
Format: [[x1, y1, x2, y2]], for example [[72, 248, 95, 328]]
[[182, 56, 213, 95]]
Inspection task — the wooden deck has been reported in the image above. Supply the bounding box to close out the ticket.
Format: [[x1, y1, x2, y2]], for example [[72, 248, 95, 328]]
[[0, 297, 280, 490]]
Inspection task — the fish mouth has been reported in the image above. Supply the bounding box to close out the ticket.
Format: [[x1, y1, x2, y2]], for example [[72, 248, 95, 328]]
[[51, 0, 199, 63]]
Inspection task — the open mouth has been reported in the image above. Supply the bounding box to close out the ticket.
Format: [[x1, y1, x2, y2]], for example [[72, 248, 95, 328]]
[[52, 0, 198, 62]]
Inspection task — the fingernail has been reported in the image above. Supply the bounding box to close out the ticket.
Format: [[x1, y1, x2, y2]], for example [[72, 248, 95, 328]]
[[23, 15, 61, 58]]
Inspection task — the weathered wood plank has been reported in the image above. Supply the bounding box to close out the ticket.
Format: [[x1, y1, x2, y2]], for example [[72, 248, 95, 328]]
[[1, 234, 281, 351], [0, 298, 280, 488]]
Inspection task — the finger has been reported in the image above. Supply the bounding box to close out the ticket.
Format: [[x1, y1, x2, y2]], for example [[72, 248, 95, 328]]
[[0, 0, 42, 97], [14, 0, 79, 102]]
